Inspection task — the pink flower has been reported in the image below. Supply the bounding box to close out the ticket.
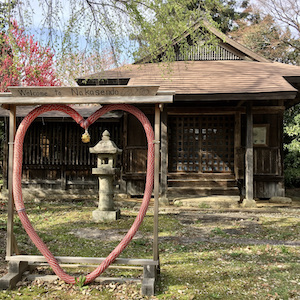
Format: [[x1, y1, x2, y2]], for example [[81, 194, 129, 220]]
[[0, 19, 61, 92]]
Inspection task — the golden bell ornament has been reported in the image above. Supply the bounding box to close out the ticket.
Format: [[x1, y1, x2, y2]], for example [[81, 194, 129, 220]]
[[81, 130, 91, 143]]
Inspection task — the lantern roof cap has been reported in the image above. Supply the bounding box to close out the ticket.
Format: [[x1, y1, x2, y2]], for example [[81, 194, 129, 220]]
[[89, 130, 122, 154]]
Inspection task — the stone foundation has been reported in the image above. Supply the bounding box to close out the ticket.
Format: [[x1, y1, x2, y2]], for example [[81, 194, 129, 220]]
[[92, 209, 121, 222]]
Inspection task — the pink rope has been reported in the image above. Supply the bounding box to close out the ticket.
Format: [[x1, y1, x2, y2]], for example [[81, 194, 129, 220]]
[[13, 104, 154, 284]]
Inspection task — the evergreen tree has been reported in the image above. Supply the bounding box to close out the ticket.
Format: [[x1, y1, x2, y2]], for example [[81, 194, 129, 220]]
[[186, 0, 250, 33]]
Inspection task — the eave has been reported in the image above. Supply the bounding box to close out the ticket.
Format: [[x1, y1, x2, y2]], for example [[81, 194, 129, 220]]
[[173, 91, 297, 102]]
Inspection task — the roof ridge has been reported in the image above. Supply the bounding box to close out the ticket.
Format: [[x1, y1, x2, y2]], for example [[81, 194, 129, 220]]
[[202, 20, 270, 63]]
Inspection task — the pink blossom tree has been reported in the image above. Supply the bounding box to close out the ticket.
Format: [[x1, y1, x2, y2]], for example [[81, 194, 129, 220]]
[[0, 20, 60, 92]]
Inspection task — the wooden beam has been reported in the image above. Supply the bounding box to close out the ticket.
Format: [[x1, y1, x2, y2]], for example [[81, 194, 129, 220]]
[[173, 92, 296, 101], [6, 255, 159, 265], [168, 106, 285, 115], [6, 105, 16, 257], [253, 106, 285, 113], [9, 86, 161, 97], [0, 95, 174, 105], [0, 92, 12, 97], [28, 262, 143, 270], [168, 107, 242, 115], [245, 102, 254, 200], [153, 104, 160, 263]]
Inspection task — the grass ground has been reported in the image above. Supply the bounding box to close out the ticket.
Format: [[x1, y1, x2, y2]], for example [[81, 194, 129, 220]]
[[0, 198, 299, 299]]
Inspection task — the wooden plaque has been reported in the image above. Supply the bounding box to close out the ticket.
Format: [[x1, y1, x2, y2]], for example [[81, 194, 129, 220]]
[[8, 86, 160, 97], [253, 124, 269, 146]]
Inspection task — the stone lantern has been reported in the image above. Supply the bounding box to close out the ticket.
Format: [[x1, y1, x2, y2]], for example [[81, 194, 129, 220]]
[[89, 130, 122, 222]]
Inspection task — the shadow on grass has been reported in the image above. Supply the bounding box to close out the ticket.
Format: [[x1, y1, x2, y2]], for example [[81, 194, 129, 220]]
[[155, 241, 300, 298]]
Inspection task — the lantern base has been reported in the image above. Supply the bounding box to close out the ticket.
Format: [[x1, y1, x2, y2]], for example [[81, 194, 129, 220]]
[[92, 209, 120, 222]]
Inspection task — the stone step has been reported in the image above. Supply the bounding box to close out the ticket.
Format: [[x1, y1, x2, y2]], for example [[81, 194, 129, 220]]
[[173, 195, 240, 208], [168, 173, 235, 180], [168, 179, 237, 188], [167, 186, 240, 197]]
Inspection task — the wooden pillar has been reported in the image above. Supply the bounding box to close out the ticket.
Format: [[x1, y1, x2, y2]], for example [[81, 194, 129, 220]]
[[2, 117, 8, 189], [243, 102, 256, 207], [61, 126, 67, 190], [277, 107, 284, 196], [6, 105, 16, 257], [60, 166, 67, 190], [246, 102, 253, 200], [123, 113, 128, 175], [160, 106, 168, 200], [153, 104, 160, 264], [1, 105, 25, 290], [234, 111, 241, 181]]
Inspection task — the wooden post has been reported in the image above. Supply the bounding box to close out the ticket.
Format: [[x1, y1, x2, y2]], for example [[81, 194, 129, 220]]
[[123, 113, 128, 175], [277, 102, 284, 177], [277, 107, 284, 196], [60, 166, 67, 190], [2, 117, 8, 189], [153, 104, 160, 265], [234, 111, 241, 181], [160, 106, 168, 202], [6, 105, 16, 257], [243, 102, 256, 207]]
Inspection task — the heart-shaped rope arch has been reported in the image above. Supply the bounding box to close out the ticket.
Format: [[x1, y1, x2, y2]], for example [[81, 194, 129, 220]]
[[13, 104, 155, 284]]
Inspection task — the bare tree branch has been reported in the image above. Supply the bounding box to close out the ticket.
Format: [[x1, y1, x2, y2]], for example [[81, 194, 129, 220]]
[[256, 0, 300, 36]]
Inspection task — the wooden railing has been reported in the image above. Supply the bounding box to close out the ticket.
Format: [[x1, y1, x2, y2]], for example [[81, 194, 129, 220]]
[[254, 147, 282, 176]]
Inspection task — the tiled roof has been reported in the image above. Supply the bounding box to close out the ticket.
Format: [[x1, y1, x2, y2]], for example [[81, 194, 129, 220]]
[[88, 61, 300, 95]]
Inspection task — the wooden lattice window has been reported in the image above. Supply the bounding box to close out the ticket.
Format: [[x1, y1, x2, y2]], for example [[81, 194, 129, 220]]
[[169, 115, 234, 173], [23, 120, 121, 167]]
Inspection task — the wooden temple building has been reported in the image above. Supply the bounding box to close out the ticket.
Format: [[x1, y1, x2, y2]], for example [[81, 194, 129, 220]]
[[1, 22, 300, 203]]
